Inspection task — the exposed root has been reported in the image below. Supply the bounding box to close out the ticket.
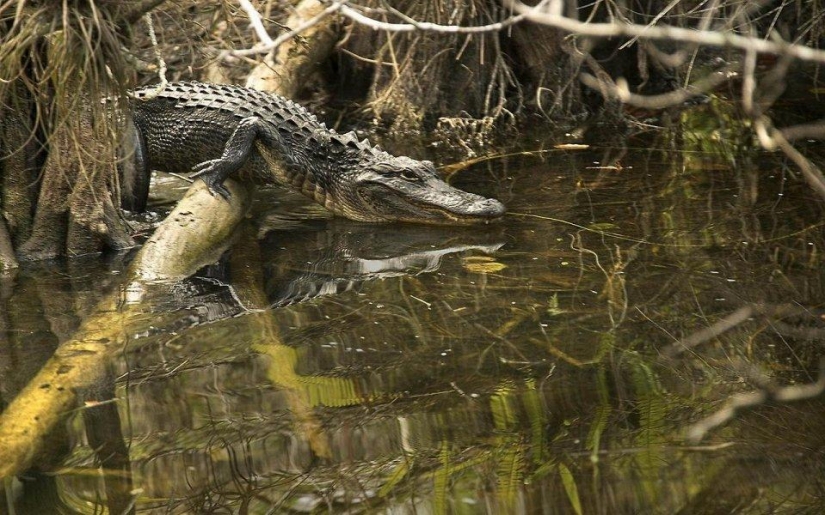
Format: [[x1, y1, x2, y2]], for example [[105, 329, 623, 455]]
[[433, 116, 499, 157], [0, 218, 17, 270]]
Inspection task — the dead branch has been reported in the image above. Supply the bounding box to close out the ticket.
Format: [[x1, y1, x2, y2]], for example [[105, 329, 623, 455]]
[[780, 121, 825, 142], [579, 67, 733, 109], [334, 0, 548, 33], [228, 0, 349, 60], [762, 121, 825, 201], [238, 0, 275, 46], [502, 0, 825, 64], [230, 0, 549, 61]]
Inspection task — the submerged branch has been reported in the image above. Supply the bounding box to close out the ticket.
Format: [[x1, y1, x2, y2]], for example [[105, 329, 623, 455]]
[[687, 359, 825, 443], [660, 304, 812, 360]]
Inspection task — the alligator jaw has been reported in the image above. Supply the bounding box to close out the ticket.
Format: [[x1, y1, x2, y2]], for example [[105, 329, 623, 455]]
[[351, 175, 506, 225]]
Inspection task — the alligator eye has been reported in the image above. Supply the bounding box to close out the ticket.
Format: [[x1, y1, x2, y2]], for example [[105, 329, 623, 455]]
[[400, 170, 420, 182]]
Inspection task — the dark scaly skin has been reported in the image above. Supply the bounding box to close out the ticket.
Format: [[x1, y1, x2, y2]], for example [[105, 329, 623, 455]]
[[125, 82, 505, 224]]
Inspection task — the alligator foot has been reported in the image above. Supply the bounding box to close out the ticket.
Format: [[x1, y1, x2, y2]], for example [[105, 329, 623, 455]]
[[189, 115, 263, 201], [191, 160, 233, 200]]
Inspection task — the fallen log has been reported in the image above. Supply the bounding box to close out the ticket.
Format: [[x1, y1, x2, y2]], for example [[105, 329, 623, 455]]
[[0, 179, 250, 479]]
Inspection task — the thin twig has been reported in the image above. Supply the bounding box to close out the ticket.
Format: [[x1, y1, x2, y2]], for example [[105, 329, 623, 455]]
[[142, 12, 168, 98], [335, 0, 548, 33]]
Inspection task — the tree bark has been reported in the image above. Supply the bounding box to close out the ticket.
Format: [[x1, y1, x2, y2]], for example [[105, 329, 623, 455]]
[[16, 105, 135, 260], [0, 220, 16, 271], [0, 83, 42, 249]]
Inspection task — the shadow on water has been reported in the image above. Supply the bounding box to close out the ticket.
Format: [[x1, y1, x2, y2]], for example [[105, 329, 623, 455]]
[[3, 97, 825, 513]]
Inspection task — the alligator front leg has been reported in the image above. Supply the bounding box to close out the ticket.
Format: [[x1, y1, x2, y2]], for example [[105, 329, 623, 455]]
[[191, 116, 262, 199]]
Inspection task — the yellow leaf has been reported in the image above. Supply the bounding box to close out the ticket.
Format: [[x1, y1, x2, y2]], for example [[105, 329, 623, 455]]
[[463, 261, 507, 273]]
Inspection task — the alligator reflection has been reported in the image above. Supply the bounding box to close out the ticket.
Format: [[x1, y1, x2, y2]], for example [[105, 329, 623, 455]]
[[132, 221, 504, 336], [259, 221, 505, 307]]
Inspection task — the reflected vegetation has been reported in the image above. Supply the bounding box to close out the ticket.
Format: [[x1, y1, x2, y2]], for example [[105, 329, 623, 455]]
[[3, 97, 825, 513]]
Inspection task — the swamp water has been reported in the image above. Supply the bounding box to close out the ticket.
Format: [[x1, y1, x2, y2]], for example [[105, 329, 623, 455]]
[[2, 102, 825, 514]]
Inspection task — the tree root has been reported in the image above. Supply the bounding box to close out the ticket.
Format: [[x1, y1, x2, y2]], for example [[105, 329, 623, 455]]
[[0, 218, 17, 270]]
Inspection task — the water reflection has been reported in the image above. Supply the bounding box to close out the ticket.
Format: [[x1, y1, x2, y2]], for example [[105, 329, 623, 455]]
[[3, 117, 825, 513], [259, 221, 505, 307]]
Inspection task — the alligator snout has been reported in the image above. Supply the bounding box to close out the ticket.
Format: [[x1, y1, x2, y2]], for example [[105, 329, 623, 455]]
[[470, 197, 506, 218]]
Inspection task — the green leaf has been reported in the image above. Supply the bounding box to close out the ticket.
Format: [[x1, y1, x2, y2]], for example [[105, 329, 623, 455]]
[[559, 463, 583, 515]]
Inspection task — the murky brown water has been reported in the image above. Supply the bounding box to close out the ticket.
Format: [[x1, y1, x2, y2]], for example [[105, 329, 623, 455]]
[[2, 100, 825, 513]]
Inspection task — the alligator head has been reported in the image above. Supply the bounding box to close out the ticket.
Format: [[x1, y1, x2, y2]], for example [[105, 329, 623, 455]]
[[328, 152, 506, 225]]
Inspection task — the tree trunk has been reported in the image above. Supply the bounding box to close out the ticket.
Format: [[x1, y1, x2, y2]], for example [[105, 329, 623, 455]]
[[17, 106, 133, 260], [0, 82, 42, 254]]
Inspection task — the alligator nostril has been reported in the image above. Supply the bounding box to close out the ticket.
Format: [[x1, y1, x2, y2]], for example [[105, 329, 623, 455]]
[[480, 198, 506, 217]]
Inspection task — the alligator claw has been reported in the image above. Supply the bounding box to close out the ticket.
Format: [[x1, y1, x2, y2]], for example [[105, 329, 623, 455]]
[[206, 181, 232, 201], [191, 159, 232, 200]]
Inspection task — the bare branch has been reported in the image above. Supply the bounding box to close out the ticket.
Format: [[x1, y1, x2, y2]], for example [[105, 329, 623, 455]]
[[766, 123, 825, 201], [226, 0, 348, 59], [334, 1, 548, 33], [579, 66, 735, 109], [501, 0, 825, 64], [227, 0, 551, 61], [238, 0, 274, 46], [780, 121, 825, 142]]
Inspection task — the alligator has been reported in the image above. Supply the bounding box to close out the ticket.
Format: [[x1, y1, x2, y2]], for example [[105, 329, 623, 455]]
[[122, 81, 505, 224]]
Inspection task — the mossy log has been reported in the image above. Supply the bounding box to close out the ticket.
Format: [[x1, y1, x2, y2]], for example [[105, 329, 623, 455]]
[[0, 179, 250, 480]]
